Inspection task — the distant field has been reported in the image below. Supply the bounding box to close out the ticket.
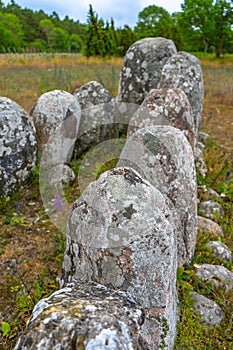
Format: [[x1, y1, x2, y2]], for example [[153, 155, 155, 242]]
[[0, 53, 232, 349]]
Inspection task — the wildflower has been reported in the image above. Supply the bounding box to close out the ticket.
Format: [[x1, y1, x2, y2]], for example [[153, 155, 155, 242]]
[[55, 187, 64, 211], [226, 170, 231, 180], [16, 201, 22, 211]]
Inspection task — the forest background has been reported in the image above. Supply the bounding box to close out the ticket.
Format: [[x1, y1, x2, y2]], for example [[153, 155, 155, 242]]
[[0, 0, 232, 58]]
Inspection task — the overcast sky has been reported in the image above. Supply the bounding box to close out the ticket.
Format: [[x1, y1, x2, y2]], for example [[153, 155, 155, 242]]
[[2, 0, 183, 28]]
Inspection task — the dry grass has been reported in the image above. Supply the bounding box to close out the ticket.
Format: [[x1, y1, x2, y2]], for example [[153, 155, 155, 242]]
[[0, 53, 232, 349]]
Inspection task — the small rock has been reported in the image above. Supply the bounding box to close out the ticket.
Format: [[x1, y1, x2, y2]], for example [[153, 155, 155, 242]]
[[197, 141, 205, 152], [198, 131, 210, 144], [197, 216, 223, 237], [206, 241, 232, 262], [191, 292, 224, 326], [195, 264, 233, 291], [199, 201, 225, 220], [198, 187, 221, 202]]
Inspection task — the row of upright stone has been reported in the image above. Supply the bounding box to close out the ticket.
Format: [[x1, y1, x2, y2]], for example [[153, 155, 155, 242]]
[[13, 37, 204, 349]]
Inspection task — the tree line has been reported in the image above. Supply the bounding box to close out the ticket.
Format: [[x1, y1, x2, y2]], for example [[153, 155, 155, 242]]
[[0, 0, 232, 57]]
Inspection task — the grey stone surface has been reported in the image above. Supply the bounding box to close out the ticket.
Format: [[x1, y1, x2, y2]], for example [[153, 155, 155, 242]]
[[159, 51, 204, 142], [73, 81, 117, 158], [197, 216, 224, 237], [117, 37, 177, 107], [14, 281, 143, 350], [190, 292, 224, 326], [31, 90, 81, 162], [127, 87, 195, 150], [206, 241, 232, 262], [195, 264, 233, 291], [61, 167, 178, 349], [118, 126, 197, 267], [199, 201, 225, 220], [0, 97, 37, 196]]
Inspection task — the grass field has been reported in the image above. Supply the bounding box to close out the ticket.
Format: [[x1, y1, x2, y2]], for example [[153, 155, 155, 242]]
[[0, 53, 232, 349]]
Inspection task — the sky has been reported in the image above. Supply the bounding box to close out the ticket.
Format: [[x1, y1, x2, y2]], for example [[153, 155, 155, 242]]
[[2, 0, 183, 28]]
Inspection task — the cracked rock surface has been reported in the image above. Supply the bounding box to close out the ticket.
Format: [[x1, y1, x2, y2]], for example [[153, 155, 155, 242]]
[[14, 281, 143, 350], [61, 167, 178, 349]]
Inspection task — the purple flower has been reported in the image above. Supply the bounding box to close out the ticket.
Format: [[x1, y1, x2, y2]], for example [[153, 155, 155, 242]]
[[54, 190, 64, 211], [16, 202, 22, 211]]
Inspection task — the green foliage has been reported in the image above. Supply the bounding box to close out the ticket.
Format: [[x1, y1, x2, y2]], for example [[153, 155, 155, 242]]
[[179, 0, 233, 56], [134, 5, 183, 50]]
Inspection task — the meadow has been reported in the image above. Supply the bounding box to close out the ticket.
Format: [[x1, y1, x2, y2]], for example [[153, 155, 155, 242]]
[[0, 53, 232, 349]]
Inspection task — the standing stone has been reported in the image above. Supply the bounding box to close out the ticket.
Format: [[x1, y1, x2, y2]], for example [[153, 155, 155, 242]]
[[0, 97, 37, 196], [14, 281, 143, 350], [73, 81, 117, 158], [31, 90, 81, 162], [159, 51, 204, 142], [61, 167, 178, 350], [118, 126, 197, 267], [117, 37, 177, 107], [127, 87, 195, 150]]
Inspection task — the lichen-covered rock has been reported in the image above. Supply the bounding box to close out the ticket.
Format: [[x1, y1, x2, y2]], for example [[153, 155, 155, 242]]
[[197, 216, 223, 237], [195, 264, 233, 291], [159, 51, 204, 141], [199, 201, 225, 220], [0, 97, 37, 196], [206, 241, 232, 262], [14, 281, 143, 350], [118, 126, 197, 267], [117, 37, 177, 106], [190, 292, 224, 326], [127, 87, 195, 150], [61, 167, 178, 349], [73, 81, 117, 158], [31, 90, 81, 162]]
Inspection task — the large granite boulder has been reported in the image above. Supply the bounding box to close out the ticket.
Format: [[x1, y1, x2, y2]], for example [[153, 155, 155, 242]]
[[158, 51, 204, 141], [0, 97, 37, 196], [73, 81, 117, 158], [118, 126, 197, 267], [31, 90, 81, 163], [61, 167, 178, 349], [14, 281, 143, 350], [117, 37, 177, 106], [127, 87, 195, 150]]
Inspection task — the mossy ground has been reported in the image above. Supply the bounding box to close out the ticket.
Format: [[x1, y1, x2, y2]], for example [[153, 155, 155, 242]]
[[0, 53, 232, 349]]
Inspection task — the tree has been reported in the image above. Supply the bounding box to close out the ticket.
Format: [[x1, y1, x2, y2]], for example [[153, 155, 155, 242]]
[[115, 25, 136, 56], [134, 5, 183, 49], [0, 11, 24, 50], [179, 0, 233, 57], [85, 5, 117, 57]]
